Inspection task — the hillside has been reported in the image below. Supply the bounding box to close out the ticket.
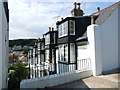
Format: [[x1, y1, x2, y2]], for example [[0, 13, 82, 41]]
[[9, 39, 37, 47]]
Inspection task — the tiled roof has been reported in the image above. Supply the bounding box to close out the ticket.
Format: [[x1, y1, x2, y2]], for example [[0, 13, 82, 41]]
[[91, 1, 120, 15]]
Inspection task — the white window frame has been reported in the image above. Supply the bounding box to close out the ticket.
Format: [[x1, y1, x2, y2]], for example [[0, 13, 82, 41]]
[[58, 21, 68, 38]]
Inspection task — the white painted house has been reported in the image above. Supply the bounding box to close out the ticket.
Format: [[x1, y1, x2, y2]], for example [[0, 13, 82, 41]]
[[87, 1, 120, 76], [0, 0, 9, 89]]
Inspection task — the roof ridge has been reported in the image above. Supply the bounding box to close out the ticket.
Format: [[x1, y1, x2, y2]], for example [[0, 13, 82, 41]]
[[91, 1, 120, 15]]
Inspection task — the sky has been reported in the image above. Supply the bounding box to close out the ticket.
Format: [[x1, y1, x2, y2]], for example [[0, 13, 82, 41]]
[[8, 0, 119, 40]]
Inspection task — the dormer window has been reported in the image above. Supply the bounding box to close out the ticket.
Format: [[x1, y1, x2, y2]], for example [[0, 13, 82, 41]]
[[58, 21, 68, 38], [69, 20, 75, 35]]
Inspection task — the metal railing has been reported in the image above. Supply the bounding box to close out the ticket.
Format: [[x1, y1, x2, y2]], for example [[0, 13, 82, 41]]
[[77, 58, 91, 70], [29, 58, 92, 79], [30, 62, 56, 78]]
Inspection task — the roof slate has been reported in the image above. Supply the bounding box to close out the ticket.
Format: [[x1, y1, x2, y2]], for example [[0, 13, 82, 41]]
[[92, 1, 120, 25]]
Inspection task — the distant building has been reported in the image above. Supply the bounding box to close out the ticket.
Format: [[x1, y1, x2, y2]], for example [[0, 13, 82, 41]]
[[44, 27, 58, 74], [28, 38, 45, 78], [0, 0, 9, 89], [8, 53, 18, 63], [12, 45, 22, 51]]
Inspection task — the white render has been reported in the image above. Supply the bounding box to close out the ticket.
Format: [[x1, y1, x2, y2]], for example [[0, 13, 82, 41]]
[[0, 1, 9, 89], [87, 25, 102, 76], [87, 5, 119, 76], [20, 70, 92, 88], [100, 6, 119, 71]]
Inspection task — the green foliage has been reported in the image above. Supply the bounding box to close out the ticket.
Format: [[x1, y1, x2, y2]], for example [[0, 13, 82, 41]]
[[9, 39, 37, 47], [8, 61, 29, 89]]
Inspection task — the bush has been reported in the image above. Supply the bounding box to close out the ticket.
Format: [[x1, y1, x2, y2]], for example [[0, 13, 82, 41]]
[[8, 61, 29, 89]]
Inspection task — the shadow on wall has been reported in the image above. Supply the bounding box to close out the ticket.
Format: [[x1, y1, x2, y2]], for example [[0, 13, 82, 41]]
[[102, 67, 120, 75]]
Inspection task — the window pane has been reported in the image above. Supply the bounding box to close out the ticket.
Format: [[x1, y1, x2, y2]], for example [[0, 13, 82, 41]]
[[64, 44, 68, 62], [61, 45, 64, 61], [60, 25, 62, 36], [41, 43, 44, 50], [58, 44, 68, 62], [45, 34, 50, 45], [70, 43, 75, 63], [65, 21, 68, 35], [69, 20, 75, 35], [58, 25, 60, 37], [45, 50, 49, 62]]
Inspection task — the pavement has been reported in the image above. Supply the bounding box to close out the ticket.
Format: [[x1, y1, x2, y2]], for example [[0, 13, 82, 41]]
[[50, 68, 120, 89]]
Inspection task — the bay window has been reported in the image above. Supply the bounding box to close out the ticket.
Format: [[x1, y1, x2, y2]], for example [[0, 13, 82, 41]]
[[69, 20, 75, 35]]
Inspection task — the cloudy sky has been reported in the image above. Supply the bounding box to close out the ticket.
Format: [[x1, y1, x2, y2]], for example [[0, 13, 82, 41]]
[[8, 0, 119, 40]]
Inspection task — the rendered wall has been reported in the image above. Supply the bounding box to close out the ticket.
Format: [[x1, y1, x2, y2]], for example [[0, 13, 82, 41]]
[[87, 25, 102, 76], [0, 1, 8, 89], [100, 6, 119, 71]]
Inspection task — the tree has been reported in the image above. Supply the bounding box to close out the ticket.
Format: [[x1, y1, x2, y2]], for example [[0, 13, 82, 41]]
[[9, 39, 37, 47], [8, 61, 29, 89]]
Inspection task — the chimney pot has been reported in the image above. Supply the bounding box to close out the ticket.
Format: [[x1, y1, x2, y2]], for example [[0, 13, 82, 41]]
[[97, 7, 100, 11], [73, 2, 77, 9], [52, 27, 54, 31], [77, 3, 81, 9], [48, 27, 51, 31]]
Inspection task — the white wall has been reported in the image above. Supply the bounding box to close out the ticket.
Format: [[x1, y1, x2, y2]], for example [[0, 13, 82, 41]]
[[20, 70, 92, 88], [77, 42, 91, 60], [0, 1, 8, 89], [87, 24, 102, 76], [100, 6, 119, 72], [118, 5, 120, 68]]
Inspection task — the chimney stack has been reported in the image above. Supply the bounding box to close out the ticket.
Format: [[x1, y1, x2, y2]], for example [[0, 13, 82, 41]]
[[71, 2, 84, 16], [48, 27, 51, 31], [97, 7, 100, 11], [91, 16, 95, 24], [77, 3, 81, 9], [73, 2, 77, 9]]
